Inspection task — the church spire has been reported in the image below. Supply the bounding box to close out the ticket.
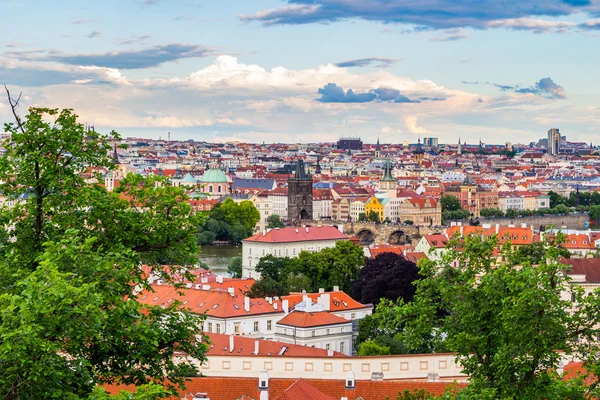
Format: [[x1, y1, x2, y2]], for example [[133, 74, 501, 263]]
[[112, 144, 120, 165]]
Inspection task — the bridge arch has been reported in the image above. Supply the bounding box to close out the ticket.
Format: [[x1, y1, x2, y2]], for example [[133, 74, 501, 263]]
[[355, 229, 376, 245], [387, 230, 411, 245]]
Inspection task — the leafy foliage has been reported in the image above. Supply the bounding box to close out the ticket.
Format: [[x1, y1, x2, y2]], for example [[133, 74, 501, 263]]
[[352, 252, 421, 305], [392, 235, 600, 399], [227, 256, 242, 278], [266, 213, 284, 228], [197, 198, 260, 244], [0, 106, 207, 398], [357, 340, 391, 356], [247, 277, 289, 298], [479, 208, 505, 218]]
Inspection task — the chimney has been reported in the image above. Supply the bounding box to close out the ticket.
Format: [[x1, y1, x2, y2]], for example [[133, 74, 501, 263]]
[[201, 277, 208, 284], [460, 226, 463, 235], [186, 283, 193, 289], [327, 349, 334, 357], [318, 288, 325, 294], [333, 285, 339, 292], [202, 284, 210, 291], [306, 227, 309, 233], [495, 224, 500, 234], [244, 296, 250, 312], [273, 303, 278, 310], [302, 294, 309, 304], [319, 293, 331, 311], [337, 224, 344, 233], [521, 223, 527, 228], [282, 300, 289, 314], [195, 284, 201, 290], [229, 335, 235, 353], [216, 275, 224, 284], [266, 297, 272, 304], [228, 286, 235, 296], [254, 340, 260, 355], [262, 230, 266, 236]]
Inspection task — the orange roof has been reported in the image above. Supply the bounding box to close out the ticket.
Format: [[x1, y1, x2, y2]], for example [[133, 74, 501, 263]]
[[282, 291, 370, 312], [424, 234, 449, 248], [277, 311, 350, 328], [136, 284, 283, 319], [562, 233, 595, 250], [205, 333, 346, 358], [274, 380, 335, 400], [243, 226, 348, 244], [105, 377, 466, 400]]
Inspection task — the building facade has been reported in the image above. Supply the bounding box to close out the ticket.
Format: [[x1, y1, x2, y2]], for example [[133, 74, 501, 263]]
[[287, 160, 313, 221]]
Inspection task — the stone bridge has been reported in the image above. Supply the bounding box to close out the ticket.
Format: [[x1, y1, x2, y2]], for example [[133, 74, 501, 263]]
[[299, 221, 442, 245]]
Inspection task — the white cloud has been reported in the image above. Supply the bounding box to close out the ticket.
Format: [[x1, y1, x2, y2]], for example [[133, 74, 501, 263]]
[[405, 116, 432, 134], [485, 18, 576, 33]]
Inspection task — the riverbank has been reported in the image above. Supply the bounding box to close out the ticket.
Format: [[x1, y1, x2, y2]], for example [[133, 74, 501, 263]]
[[199, 244, 242, 274]]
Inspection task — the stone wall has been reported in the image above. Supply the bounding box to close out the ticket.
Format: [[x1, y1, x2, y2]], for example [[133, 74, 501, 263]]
[[452, 213, 590, 230]]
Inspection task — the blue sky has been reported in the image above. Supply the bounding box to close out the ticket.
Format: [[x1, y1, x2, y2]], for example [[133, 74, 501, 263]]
[[1, 0, 599, 144]]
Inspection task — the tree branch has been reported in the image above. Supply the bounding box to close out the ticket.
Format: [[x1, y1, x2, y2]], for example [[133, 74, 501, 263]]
[[4, 85, 25, 134]]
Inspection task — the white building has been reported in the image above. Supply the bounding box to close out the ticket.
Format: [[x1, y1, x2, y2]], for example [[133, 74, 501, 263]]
[[242, 225, 348, 279], [275, 298, 353, 356]]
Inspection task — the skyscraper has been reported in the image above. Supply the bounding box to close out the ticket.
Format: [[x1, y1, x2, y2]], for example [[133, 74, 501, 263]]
[[547, 128, 560, 155]]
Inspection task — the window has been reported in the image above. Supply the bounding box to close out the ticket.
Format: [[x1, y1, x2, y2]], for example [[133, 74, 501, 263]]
[[254, 321, 259, 332], [351, 313, 356, 320], [234, 323, 240, 334], [312, 331, 316, 337], [249, 248, 252, 255], [326, 329, 330, 335], [263, 249, 265, 256], [216, 324, 221, 334], [340, 342, 345, 353], [208, 322, 213, 332], [267, 320, 272, 330], [218, 186, 222, 193], [325, 344, 330, 350]]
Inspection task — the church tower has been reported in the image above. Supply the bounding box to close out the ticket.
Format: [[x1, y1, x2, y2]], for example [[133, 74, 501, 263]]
[[412, 137, 425, 166], [287, 160, 313, 221], [375, 138, 381, 159], [380, 158, 397, 198]]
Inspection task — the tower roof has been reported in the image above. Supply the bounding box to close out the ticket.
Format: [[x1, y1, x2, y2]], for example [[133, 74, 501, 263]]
[[112, 144, 120, 165], [381, 158, 395, 181], [290, 160, 311, 181], [462, 174, 476, 186], [375, 137, 381, 152], [413, 137, 425, 155]]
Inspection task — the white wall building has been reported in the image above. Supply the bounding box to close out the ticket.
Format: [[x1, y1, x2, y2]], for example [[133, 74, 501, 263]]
[[242, 226, 348, 279]]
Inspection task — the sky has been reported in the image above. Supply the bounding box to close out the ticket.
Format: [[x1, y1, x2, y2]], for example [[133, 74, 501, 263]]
[[1, 0, 600, 144]]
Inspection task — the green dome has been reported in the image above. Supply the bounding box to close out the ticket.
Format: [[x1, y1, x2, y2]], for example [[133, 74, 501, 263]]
[[201, 168, 228, 183], [181, 173, 198, 184]]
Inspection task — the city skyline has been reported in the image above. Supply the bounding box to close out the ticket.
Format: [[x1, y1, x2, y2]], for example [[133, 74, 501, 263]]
[[1, 0, 600, 144]]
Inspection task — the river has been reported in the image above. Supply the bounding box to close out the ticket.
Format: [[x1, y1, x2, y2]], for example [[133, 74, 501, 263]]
[[198, 244, 242, 274]]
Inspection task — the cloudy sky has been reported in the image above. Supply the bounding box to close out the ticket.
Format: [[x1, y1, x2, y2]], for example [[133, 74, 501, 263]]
[[1, 0, 600, 144]]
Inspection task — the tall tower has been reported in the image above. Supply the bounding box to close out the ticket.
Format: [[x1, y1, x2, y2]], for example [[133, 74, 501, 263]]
[[375, 137, 381, 159], [380, 158, 397, 198], [287, 160, 313, 221], [547, 128, 560, 155], [413, 137, 425, 166], [457, 137, 462, 155]]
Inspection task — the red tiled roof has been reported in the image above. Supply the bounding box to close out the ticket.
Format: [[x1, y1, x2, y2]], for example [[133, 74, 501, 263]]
[[282, 291, 370, 312], [563, 258, 600, 282], [274, 379, 335, 400], [243, 226, 348, 244], [136, 284, 283, 319], [205, 333, 346, 358], [424, 234, 449, 248], [277, 311, 351, 328], [105, 378, 466, 400]]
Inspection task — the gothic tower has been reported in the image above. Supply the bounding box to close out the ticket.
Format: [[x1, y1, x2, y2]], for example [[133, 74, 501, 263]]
[[287, 160, 313, 221]]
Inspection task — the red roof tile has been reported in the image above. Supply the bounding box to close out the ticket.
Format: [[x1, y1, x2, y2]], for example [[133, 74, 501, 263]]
[[243, 226, 348, 244], [277, 311, 351, 328]]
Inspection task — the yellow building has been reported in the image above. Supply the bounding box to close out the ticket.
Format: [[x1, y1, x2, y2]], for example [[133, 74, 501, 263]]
[[365, 197, 384, 222]]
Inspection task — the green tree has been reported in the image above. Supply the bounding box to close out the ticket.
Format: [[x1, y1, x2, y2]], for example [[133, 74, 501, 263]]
[[368, 210, 380, 223], [511, 241, 570, 265], [247, 277, 289, 298], [440, 194, 461, 212], [590, 205, 600, 221], [357, 340, 391, 356], [255, 254, 293, 281], [227, 256, 242, 278], [358, 212, 367, 222], [266, 214, 284, 228], [0, 104, 207, 398], [394, 235, 600, 399], [290, 241, 365, 293], [479, 208, 505, 218]]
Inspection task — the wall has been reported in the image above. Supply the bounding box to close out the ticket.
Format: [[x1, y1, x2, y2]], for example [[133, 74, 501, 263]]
[[192, 353, 466, 381], [453, 213, 590, 230]]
